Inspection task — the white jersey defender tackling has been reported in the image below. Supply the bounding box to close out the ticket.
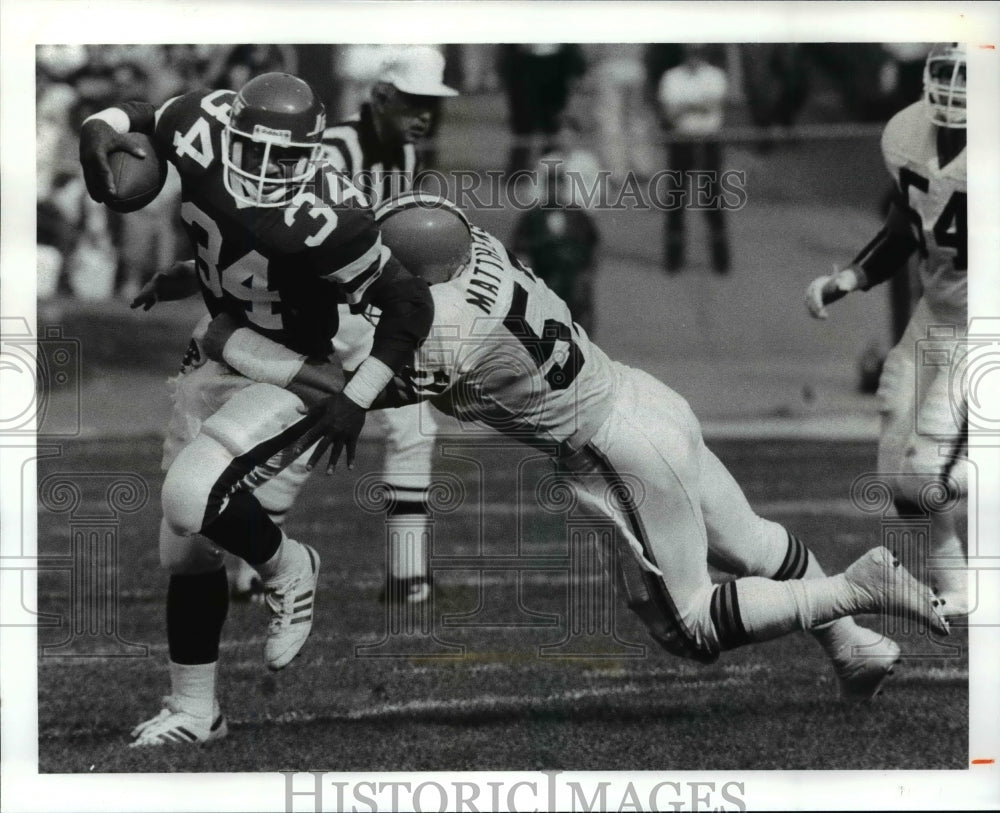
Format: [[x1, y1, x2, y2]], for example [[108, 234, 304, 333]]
[[806, 42, 969, 615], [211, 192, 949, 702]]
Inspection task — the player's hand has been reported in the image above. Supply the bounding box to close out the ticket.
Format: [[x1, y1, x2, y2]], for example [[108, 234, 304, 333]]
[[129, 277, 160, 311], [79, 119, 147, 203], [202, 312, 242, 362], [805, 267, 860, 319], [297, 391, 367, 474], [286, 358, 347, 409]]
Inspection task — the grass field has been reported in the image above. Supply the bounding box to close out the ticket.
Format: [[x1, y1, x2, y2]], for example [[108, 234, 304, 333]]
[[36, 435, 968, 773]]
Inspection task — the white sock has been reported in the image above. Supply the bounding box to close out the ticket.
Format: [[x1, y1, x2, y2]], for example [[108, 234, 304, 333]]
[[726, 574, 859, 645], [388, 515, 429, 581], [800, 548, 862, 656], [169, 660, 216, 719], [256, 533, 302, 584]]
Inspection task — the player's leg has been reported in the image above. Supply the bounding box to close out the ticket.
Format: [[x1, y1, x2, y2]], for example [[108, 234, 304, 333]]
[[226, 449, 314, 601], [571, 367, 946, 667], [877, 302, 968, 615], [131, 523, 229, 746], [374, 402, 438, 604], [162, 382, 322, 670], [698, 442, 901, 700]]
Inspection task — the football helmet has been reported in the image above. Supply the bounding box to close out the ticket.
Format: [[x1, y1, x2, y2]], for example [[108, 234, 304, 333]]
[[221, 72, 326, 207], [923, 42, 966, 129], [374, 193, 472, 284]]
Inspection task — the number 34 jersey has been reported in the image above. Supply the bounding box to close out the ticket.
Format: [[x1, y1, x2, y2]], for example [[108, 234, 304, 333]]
[[153, 90, 387, 357], [405, 225, 616, 452], [882, 101, 967, 321]]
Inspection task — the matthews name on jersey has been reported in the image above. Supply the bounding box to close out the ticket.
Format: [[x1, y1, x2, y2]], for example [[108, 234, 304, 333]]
[[396, 225, 615, 452], [143, 89, 388, 356], [881, 101, 967, 321]]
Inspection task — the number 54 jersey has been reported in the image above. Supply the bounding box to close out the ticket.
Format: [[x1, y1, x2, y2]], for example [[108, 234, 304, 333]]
[[405, 225, 616, 452], [882, 101, 967, 323], [153, 89, 387, 357]]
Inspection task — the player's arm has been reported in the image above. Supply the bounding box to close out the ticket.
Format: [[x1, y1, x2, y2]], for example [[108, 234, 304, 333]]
[[78, 93, 186, 203], [805, 200, 919, 319], [198, 312, 346, 409], [129, 260, 201, 311]]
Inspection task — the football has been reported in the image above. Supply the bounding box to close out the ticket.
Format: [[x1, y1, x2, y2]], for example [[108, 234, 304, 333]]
[[105, 133, 168, 213]]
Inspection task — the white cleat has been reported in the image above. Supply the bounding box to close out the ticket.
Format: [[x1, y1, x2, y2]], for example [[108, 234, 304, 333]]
[[932, 570, 970, 618], [830, 627, 902, 702], [130, 696, 227, 747], [263, 542, 320, 671], [845, 546, 949, 637]]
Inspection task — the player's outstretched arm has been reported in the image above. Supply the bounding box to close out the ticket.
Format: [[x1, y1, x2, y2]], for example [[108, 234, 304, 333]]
[[805, 201, 919, 320], [130, 260, 200, 311]]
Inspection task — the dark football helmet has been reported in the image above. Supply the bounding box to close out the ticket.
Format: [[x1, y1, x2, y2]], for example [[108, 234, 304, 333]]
[[374, 193, 472, 284], [222, 72, 326, 206], [923, 43, 966, 129]]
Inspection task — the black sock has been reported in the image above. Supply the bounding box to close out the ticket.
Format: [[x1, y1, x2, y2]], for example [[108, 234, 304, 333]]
[[167, 569, 229, 664], [201, 491, 282, 565]]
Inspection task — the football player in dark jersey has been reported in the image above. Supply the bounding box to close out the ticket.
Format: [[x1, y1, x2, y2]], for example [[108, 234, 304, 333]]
[[79, 72, 433, 745]]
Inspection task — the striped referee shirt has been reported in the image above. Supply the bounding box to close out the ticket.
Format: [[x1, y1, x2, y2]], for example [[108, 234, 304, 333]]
[[319, 103, 418, 209]]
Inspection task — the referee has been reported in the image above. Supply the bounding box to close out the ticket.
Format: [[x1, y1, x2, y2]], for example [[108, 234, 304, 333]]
[[322, 46, 458, 604]]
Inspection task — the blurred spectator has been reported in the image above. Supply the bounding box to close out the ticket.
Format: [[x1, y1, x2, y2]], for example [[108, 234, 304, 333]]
[[512, 151, 601, 337], [657, 44, 730, 275], [454, 44, 499, 93], [740, 43, 809, 151], [114, 168, 182, 302], [585, 44, 656, 185], [497, 44, 586, 176], [213, 44, 297, 91]]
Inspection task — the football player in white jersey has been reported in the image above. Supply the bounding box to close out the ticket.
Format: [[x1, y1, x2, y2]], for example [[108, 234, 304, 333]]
[[806, 43, 968, 615], [208, 193, 950, 700]]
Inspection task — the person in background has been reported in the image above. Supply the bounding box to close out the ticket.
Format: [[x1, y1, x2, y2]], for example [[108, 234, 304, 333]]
[[512, 151, 600, 337], [657, 44, 730, 275], [497, 44, 586, 177]]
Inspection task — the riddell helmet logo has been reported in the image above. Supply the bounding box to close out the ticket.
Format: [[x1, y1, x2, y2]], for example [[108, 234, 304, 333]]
[[252, 124, 293, 144]]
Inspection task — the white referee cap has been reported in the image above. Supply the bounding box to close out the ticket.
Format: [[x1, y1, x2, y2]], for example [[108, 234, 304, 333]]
[[377, 46, 459, 97]]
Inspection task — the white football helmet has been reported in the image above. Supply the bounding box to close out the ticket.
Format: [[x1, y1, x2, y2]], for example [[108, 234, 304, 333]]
[[922, 42, 967, 129]]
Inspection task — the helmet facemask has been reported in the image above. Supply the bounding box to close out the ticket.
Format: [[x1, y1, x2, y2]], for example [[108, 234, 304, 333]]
[[222, 122, 322, 207], [923, 43, 967, 129]]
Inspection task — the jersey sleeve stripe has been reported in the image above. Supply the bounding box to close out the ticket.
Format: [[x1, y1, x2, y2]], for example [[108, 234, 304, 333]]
[[153, 95, 183, 128]]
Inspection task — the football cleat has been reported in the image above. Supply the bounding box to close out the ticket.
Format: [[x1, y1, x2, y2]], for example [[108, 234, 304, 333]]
[[263, 542, 320, 670], [379, 575, 432, 605], [830, 627, 902, 702], [129, 696, 227, 747], [845, 546, 949, 637], [931, 569, 970, 618]]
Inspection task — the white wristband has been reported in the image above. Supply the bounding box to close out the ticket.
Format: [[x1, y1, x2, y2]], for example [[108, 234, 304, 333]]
[[342, 357, 394, 408], [222, 328, 306, 387], [82, 108, 130, 134]]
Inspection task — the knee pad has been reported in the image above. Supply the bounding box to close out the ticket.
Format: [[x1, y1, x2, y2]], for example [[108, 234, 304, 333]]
[[161, 436, 226, 536], [158, 518, 224, 574]]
